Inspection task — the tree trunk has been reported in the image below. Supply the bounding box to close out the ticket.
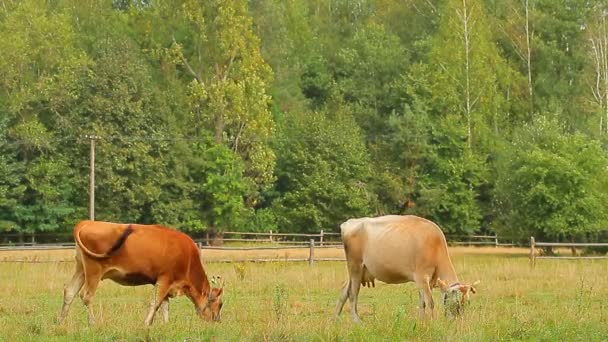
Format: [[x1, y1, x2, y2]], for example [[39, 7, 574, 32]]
[[460, 0, 473, 148]]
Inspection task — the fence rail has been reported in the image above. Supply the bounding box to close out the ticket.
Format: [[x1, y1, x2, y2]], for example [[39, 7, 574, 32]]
[[0, 231, 515, 265], [529, 236, 608, 268], [0, 231, 511, 249]]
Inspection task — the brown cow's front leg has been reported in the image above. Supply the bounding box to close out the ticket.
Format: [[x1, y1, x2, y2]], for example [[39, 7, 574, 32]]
[[144, 280, 170, 326], [147, 286, 170, 324], [58, 259, 85, 324]]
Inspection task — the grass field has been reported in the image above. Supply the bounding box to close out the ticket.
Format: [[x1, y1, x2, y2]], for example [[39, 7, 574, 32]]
[[0, 248, 607, 341]]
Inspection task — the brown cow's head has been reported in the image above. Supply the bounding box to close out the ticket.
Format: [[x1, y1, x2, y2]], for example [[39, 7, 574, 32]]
[[437, 278, 480, 318], [200, 276, 224, 322]]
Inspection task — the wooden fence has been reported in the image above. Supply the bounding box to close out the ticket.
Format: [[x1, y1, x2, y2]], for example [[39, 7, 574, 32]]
[[199, 239, 345, 265], [0, 231, 511, 264], [210, 230, 342, 246], [529, 236, 608, 268]]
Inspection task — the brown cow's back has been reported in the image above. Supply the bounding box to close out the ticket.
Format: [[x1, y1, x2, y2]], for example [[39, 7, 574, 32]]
[[76, 221, 204, 291], [59, 220, 223, 326]]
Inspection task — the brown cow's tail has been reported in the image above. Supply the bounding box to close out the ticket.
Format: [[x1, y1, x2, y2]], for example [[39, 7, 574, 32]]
[[74, 222, 134, 258]]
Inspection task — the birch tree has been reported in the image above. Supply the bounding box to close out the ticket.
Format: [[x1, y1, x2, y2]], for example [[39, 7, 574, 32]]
[[497, 0, 534, 109], [425, 0, 512, 148], [586, 4, 608, 135]]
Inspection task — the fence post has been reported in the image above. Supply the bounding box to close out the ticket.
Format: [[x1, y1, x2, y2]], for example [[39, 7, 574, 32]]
[[530, 236, 535, 268], [309, 239, 315, 266], [494, 235, 498, 248], [320, 229, 324, 247], [269, 230, 273, 243]]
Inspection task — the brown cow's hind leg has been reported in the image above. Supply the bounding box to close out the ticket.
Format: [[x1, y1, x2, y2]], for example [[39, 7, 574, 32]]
[[58, 259, 85, 324], [80, 271, 102, 325]]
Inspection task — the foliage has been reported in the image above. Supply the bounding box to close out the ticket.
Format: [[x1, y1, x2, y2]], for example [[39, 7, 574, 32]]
[[1, 0, 608, 240], [272, 103, 375, 232], [494, 116, 608, 240]]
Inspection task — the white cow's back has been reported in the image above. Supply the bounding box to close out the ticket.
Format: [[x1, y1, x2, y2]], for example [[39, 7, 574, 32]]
[[341, 215, 449, 284]]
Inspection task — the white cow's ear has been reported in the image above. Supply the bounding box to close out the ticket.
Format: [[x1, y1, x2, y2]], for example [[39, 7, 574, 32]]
[[437, 278, 449, 291], [470, 280, 480, 294]]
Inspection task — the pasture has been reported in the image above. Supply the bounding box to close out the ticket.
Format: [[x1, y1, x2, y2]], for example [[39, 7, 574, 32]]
[[0, 248, 607, 341]]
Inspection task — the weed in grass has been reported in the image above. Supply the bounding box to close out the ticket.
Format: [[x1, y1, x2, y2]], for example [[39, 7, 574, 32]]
[[234, 263, 246, 281], [272, 283, 288, 321]]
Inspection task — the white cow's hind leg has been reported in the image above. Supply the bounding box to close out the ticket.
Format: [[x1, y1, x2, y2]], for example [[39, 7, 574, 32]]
[[58, 259, 85, 323], [348, 274, 363, 323], [335, 280, 350, 318]]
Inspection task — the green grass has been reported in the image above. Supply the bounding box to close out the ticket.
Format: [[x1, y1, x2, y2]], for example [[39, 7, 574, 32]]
[[0, 253, 607, 341]]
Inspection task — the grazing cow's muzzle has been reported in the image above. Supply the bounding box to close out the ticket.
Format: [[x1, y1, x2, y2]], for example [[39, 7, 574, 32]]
[[200, 285, 224, 322], [437, 279, 480, 319]]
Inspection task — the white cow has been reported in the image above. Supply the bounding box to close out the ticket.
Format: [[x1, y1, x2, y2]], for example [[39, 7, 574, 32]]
[[335, 215, 479, 322]]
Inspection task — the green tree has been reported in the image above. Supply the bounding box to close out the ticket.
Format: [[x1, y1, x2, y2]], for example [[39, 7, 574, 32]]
[[494, 116, 608, 240], [333, 23, 409, 134], [425, 0, 516, 147], [0, 1, 89, 233], [271, 102, 375, 232], [0, 118, 25, 232], [529, 0, 591, 129], [156, 0, 276, 194]]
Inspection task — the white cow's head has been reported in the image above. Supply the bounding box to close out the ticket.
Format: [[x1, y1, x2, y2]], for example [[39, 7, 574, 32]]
[[437, 278, 480, 318]]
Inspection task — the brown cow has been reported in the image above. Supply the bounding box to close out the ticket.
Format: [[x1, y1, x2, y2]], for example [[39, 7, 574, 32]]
[[58, 220, 224, 326], [335, 215, 479, 323]]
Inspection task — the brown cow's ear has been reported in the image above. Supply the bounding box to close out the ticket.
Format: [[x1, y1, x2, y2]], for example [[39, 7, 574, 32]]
[[437, 278, 449, 291], [459, 285, 469, 295]]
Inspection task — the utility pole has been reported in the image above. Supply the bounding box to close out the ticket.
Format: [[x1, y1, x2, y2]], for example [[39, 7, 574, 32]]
[[87, 135, 97, 221]]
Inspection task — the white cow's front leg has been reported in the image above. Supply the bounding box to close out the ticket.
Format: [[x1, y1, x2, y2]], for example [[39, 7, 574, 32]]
[[417, 289, 426, 319], [160, 300, 169, 323]]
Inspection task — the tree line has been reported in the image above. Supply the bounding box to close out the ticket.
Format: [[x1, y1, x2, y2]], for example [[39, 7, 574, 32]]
[[1, 0, 608, 243]]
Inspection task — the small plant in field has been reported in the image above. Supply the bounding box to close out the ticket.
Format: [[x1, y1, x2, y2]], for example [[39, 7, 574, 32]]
[[576, 276, 592, 316], [234, 263, 246, 281], [272, 283, 288, 321], [392, 305, 406, 331]]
